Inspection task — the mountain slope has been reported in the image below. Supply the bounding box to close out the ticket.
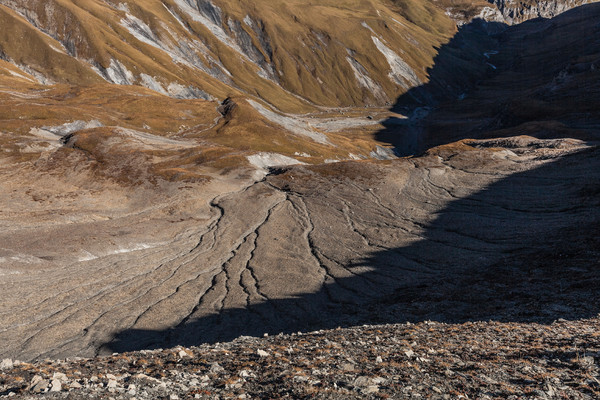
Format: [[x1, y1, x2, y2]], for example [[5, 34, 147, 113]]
[[0, 0, 599, 370], [0, 0, 466, 109]]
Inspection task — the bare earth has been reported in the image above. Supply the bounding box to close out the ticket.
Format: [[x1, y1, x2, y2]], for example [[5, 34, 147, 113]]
[[1, 136, 598, 364]]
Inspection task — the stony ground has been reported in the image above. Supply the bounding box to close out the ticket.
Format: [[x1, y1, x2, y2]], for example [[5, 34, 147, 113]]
[[2, 317, 600, 399]]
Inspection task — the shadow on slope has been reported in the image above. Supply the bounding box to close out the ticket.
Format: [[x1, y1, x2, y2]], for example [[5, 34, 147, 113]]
[[378, 2, 600, 156], [107, 5, 600, 353], [108, 144, 600, 353]]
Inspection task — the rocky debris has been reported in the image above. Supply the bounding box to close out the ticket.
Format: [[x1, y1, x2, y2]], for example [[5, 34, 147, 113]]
[[247, 100, 331, 145], [488, 0, 594, 24], [246, 152, 306, 169], [0, 360, 15, 371], [369, 144, 397, 160], [1, 318, 599, 398]]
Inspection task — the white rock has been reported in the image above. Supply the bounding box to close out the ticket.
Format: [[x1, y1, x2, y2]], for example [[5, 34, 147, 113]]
[[210, 362, 224, 372], [247, 100, 330, 144], [0, 359, 13, 370], [364, 385, 379, 394], [29, 376, 48, 393], [353, 376, 371, 387], [53, 372, 68, 381], [341, 363, 355, 371], [133, 373, 162, 383], [257, 349, 270, 357], [239, 369, 255, 378], [371, 36, 420, 88], [50, 379, 62, 392], [178, 349, 189, 358], [247, 152, 305, 170]]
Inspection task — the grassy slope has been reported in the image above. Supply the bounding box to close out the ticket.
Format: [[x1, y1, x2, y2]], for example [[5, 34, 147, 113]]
[[0, 0, 492, 110], [0, 0, 501, 180]]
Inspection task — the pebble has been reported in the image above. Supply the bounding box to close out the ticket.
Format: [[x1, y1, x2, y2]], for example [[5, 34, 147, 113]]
[[256, 349, 270, 357], [353, 376, 371, 387], [0, 359, 13, 370], [210, 362, 224, 372], [1, 319, 599, 399], [29, 376, 48, 393], [50, 379, 62, 392], [178, 349, 189, 358], [364, 385, 379, 394], [53, 372, 67, 381], [341, 363, 355, 371], [134, 373, 161, 383], [107, 379, 118, 388]]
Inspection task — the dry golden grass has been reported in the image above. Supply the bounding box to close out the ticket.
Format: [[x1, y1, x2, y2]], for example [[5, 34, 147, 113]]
[[0, 78, 407, 183], [0, 0, 508, 183], [0, 83, 219, 135], [0, 0, 488, 111]]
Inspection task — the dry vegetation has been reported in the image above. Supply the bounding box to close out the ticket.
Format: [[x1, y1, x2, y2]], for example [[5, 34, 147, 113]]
[[0, 0, 489, 110]]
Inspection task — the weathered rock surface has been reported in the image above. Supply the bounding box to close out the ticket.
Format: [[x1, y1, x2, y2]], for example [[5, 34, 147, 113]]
[[489, 0, 594, 24], [1, 318, 599, 398]]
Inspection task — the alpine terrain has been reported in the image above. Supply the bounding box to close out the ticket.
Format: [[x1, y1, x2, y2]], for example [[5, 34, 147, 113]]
[[0, 0, 599, 398]]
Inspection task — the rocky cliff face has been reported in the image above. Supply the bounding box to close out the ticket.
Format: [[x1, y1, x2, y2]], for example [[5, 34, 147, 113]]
[[489, 0, 592, 23]]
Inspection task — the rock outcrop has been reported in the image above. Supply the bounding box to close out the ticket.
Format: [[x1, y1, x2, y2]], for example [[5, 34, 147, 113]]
[[489, 0, 593, 24]]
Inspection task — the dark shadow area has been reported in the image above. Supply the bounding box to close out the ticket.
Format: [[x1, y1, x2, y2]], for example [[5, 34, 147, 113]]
[[107, 4, 600, 353], [108, 143, 600, 353], [378, 3, 600, 156], [376, 17, 504, 156]]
